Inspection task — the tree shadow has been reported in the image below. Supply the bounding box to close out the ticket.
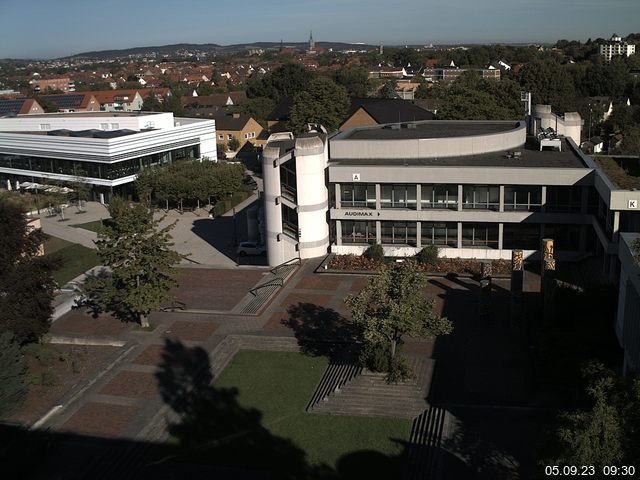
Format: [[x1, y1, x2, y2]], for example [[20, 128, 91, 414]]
[[284, 302, 362, 361]]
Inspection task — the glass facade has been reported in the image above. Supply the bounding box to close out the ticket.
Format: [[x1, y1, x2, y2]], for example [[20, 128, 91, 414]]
[[463, 185, 500, 211], [546, 186, 582, 212], [282, 204, 298, 239], [504, 186, 542, 211], [341, 183, 376, 208], [462, 223, 499, 248], [279, 161, 297, 202], [503, 224, 540, 250], [421, 184, 458, 210], [380, 184, 417, 209], [0, 145, 199, 181], [341, 221, 376, 244], [381, 221, 417, 245], [421, 222, 458, 247]]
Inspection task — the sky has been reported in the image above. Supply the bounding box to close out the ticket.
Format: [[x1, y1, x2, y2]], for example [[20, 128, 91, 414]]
[[0, 0, 639, 59]]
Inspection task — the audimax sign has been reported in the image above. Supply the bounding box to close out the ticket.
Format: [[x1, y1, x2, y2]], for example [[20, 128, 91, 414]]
[[344, 211, 381, 217]]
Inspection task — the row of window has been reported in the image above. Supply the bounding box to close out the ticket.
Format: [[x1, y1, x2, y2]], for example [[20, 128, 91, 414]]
[[338, 183, 583, 212], [340, 220, 582, 250], [0, 146, 199, 181], [217, 132, 256, 141]]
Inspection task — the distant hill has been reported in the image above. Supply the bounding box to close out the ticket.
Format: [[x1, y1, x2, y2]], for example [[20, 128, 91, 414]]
[[65, 41, 379, 59]]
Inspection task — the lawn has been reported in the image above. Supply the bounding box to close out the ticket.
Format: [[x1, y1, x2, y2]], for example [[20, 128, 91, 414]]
[[71, 220, 106, 233], [43, 236, 100, 285], [207, 350, 411, 477]]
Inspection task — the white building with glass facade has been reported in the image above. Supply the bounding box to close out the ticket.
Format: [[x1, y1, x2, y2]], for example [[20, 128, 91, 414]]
[[0, 111, 216, 201]]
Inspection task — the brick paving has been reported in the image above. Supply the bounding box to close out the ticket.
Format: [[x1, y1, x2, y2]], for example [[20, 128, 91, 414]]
[[280, 292, 332, 309], [172, 268, 266, 311], [50, 310, 133, 336], [61, 402, 141, 437], [161, 319, 219, 342], [132, 345, 166, 366], [99, 371, 159, 399]]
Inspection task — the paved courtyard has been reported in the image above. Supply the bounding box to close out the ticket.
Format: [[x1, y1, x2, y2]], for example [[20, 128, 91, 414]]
[[5, 257, 550, 478]]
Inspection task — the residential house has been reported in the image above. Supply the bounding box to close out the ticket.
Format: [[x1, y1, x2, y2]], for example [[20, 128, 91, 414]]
[[31, 77, 75, 93], [40, 93, 100, 112], [183, 92, 247, 117], [600, 34, 636, 62], [213, 112, 264, 151], [339, 98, 435, 132], [0, 98, 44, 117]]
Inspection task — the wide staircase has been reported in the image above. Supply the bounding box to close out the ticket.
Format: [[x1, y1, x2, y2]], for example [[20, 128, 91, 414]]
[[310, 355, 434, 419]]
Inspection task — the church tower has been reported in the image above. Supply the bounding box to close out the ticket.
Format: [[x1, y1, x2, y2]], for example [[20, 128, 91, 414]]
[[309, 30, 315, 51]]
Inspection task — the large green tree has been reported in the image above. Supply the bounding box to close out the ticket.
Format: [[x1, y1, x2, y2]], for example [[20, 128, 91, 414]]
[[288, 77, 350, 134], [246, 64, 315, 102], [332, 66, 370, 98], [0, 200, 57, 344], [344, 261, 453, 376], [519, 60, 577, 113], [80, 197, 181, 327], [0, 332, 28, 415], [552, 362, 640, 467]]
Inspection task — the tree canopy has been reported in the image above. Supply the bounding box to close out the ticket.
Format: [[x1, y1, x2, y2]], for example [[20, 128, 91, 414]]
[[136, 161, 245, 209], [345, 260, 453, 378], [288, 77, 350, 134], [331, 66, 371, 98], [79, 197, 182, 327], [246, 64, 315, 102], [0, 200, 57, 344], [519, 60, 577, 113], [551, 362, 640, 467], [0, 331, 28, 415]]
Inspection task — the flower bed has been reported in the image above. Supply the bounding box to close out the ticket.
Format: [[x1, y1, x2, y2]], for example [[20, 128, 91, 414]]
[[327, 254, 512, 276]]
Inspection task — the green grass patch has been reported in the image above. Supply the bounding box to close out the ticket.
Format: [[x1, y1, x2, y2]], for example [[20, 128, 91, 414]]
[[71, 220, 106, 233], [213, 350, 411, 474], [43, 236, 100, 285]]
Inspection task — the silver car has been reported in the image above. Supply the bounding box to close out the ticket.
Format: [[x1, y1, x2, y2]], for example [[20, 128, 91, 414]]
[[237, 242, 267, 256]]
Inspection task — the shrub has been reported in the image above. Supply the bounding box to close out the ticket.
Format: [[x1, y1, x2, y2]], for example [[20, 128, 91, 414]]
[[416, 245, 440, 265], [364, 243, 384, 261], [386, 355, 413, 384], [358, 341, 413, 383], [22, 343, 55, 367], [0, 332, 28, 415]]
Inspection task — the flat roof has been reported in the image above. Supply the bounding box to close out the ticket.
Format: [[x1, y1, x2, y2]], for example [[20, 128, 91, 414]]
[[341, 120, 522, 141], [330, 138, 588, 169]]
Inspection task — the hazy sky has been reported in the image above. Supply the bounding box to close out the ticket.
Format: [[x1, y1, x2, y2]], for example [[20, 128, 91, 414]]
[[0, 0, 638, 58]]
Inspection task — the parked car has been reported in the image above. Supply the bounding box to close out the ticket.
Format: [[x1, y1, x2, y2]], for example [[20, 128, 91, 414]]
[[237, 242, 267, 256]]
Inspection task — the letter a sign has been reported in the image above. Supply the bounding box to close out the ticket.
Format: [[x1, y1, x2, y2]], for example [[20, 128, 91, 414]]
[[352, 173, 361, 182]]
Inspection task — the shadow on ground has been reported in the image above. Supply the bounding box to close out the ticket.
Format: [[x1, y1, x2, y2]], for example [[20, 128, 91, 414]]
[[191, 199, 267, 266], [0, 338, 475, 479]]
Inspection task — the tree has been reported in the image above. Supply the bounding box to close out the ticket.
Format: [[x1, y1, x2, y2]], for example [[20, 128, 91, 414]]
[[288, 77, 350, 134], [552, 362, 640, 467], [519, 60, 577, 113], [142, 92, 162, 112], [246, 64, 315, 102], [70, 165, 90, 212], [238, 96, 275, 126], [227, 137, 240, 152], [0, 200, 57, 344], [378, 80, 398, 99], [79, 197, 181, 327], [0, 332, 28, 415], [344, 261, 453, 378], [332, 66, 370, 97]]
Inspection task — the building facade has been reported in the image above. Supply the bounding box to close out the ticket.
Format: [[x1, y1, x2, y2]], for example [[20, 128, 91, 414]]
[[599, 34, 636, 62], [0, 111, 216, 201]]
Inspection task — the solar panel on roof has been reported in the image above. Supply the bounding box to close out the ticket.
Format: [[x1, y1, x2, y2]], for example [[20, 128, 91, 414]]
[[0, 99, 26, 116], [43, 94, 84, 109]]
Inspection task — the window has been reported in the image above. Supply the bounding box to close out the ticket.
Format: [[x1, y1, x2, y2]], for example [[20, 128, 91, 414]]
[[381, 221, 417, 245], [504, 186, 542, 211], [218, 134, 224, 140], [341, 221, 376, 244], [39, 124, 50, 131], [421, 222, 457, 247], [421, 184, 458, 210], [100, 123, 109, 130], [380, 184, 417, 209], [543, 224, 580, 251], [340, 183, 376, 208], [282, 205, 298, 239], [503, 224, 540, 250], [546, 186, 582, 212], [462, 223, 499, 248], [110, 123, 120, 130], [463, 185, 500, 210], [227, 134, 233, 140], [280, 161, 297, 202]]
